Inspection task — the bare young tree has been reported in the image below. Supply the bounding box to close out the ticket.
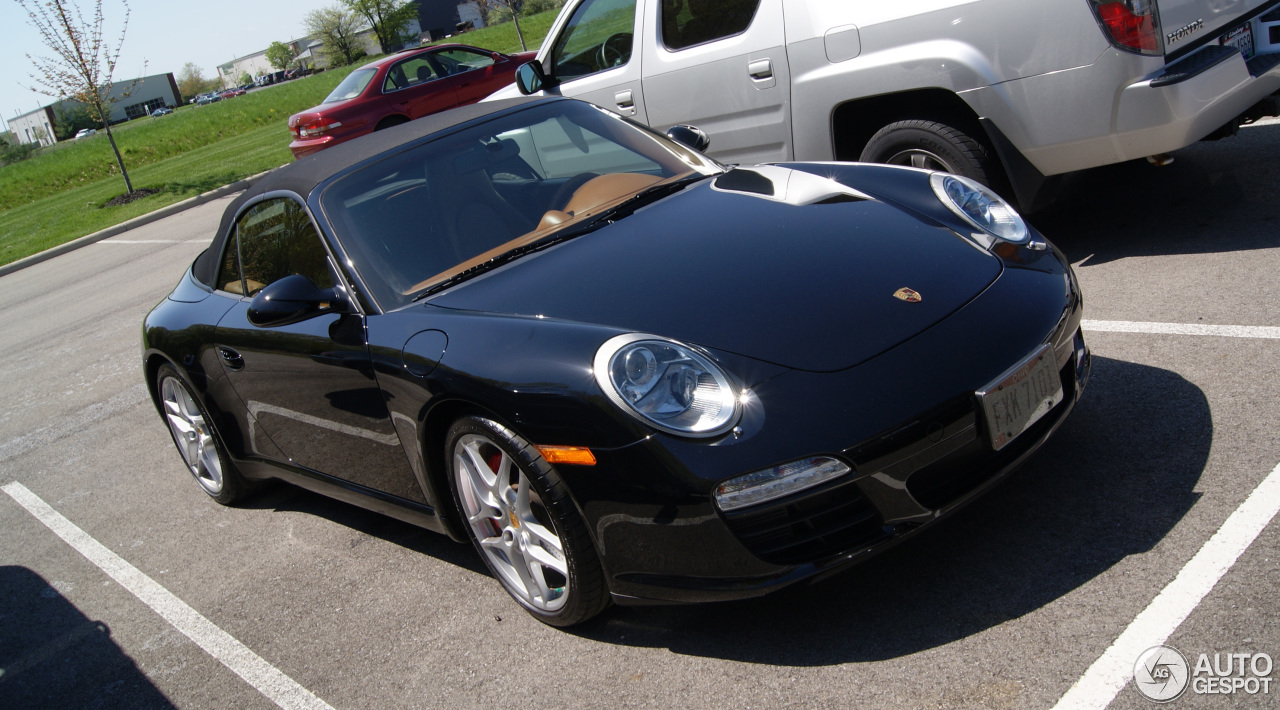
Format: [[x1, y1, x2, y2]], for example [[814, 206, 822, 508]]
[[487, 0, 528, 51], [17, 0, 139, 194]]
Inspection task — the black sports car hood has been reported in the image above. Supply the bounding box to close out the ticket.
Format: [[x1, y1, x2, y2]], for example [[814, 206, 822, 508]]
[[429, 169, 1002, 372]]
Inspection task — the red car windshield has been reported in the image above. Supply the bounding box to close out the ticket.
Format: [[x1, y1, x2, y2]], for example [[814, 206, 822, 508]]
[[324, 68, 377, 103]]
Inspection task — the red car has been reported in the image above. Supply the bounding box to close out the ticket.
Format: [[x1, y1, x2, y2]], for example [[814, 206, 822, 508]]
[[287, 44, 536, 159], [221, 88, 246, 99]]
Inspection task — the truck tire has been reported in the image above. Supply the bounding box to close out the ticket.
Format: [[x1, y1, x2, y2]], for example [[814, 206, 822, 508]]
[[860, 120, 996, 187]]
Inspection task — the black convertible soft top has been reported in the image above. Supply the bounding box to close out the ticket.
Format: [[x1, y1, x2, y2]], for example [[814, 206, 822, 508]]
[[191, 95, 545, 287]]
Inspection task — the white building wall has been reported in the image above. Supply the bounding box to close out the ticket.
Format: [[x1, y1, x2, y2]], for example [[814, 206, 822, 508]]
[[10, 108, 56, 146]]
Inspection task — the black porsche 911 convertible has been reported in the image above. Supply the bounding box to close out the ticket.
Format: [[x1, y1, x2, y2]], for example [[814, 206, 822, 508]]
[[143, 96, 1090, 626]]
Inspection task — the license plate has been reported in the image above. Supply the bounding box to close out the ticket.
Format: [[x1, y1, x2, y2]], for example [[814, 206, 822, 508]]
[[1221, 23, 1255, 60], [977, 345, 1063, 451]]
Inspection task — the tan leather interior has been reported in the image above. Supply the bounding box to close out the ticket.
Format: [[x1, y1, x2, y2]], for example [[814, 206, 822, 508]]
[[536, 210, 571, 232], [563, 173, 663, 216], [405, 172, 673, 294]]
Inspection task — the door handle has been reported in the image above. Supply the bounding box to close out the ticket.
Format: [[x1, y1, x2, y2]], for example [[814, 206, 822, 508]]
[[748, 59, 773, 80], [615, 90, 635, 109], [218, 346, 245, 371]]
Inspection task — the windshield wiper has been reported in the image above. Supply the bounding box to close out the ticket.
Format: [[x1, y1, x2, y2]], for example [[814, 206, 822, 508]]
[[411, 218, 611, 302], [411, 173, 711, 302]]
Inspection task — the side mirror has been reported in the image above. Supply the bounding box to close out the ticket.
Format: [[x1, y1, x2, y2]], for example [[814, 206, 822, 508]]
[[247, 274, 346, 328], [666, 124, 710, 153], [515, 61, 551, 95]]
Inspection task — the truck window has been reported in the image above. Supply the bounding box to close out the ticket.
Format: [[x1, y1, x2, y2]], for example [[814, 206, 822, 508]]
[[661, 0, 760, 51], [551, 0, 638, 81]]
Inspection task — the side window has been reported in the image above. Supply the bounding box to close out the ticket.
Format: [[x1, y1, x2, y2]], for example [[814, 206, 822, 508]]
[[385, 55, 439, 92], [432, 48, 495, 76], [552, 0, 637, 81], [661, 0, 760, 51], [218, 198, 333, 297]]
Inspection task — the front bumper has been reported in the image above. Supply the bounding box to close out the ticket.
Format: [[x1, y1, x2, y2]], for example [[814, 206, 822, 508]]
[[561, 251, 1089, 605]]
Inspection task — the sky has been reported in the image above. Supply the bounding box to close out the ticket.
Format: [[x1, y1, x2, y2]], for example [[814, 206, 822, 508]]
[[1, 0, 336, 130]]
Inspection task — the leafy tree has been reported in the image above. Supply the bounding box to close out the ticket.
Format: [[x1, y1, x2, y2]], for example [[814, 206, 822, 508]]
[[239, 71, 253, 86], [266, 41, 296, 71], [343, 0, 416, 54], [16, 0, 138, 193], [177, 62, 209, 102], [304, 5, 366, 67], [54, 102, 98, 141]]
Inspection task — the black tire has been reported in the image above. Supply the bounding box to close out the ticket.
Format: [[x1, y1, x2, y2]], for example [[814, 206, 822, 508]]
[[155, 364, 251, 505], [860, 119, 997, 187], [446, 415, 609, 627], [374, 115, 409, 131]]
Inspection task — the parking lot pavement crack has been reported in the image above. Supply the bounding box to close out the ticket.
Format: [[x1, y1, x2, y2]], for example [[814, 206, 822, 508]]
[[0, 384, 149, 465]]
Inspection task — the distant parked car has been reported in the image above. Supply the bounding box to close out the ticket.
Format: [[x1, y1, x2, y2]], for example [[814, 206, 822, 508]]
[[74, 128, 96, 139], [286, 43, 535, 159], [221, 88, 246, 99], [195, 94, 222, 106], [150, 107, 173, 117]]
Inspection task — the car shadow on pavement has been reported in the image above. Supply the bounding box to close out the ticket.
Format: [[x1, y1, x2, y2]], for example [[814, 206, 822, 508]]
[[0, 566, 176, 709], [1030, 121, 1279, 266], [235, 485, 488, 576], [572, 355, 1211, 664]]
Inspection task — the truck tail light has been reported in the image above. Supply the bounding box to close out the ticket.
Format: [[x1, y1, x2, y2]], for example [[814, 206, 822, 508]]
[[1090, 0, 1161, 55]]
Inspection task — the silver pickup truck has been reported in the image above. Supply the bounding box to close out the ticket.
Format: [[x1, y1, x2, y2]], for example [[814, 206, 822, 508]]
[[495, 0, 1280, 208]]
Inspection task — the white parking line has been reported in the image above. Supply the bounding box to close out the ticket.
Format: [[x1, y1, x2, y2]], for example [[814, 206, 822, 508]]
[[1082, 319, 1280, 340], [99, 239, 205, 244], [1, 482, 334, 710], [1052, 461, 1280, 709]]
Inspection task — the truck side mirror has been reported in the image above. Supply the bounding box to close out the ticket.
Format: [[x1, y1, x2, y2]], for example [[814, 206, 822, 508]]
[[666, 124, 710, 153], [515, 61, 551, 95]]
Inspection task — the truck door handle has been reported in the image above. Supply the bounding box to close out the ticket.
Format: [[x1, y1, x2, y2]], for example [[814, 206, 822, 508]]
[[615, 90, 635, 109], [748, 59, 773, 80]]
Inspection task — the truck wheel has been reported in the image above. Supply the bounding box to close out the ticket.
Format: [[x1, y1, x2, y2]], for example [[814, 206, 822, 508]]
[[860, 120, 996, 186]]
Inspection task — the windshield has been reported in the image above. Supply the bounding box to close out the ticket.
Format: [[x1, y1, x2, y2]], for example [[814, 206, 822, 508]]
[[321, 100, 721, 310], [324, 68, 376, 103]]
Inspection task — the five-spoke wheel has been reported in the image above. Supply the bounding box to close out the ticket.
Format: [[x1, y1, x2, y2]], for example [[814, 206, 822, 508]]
[[156, 364, 248, 504], [447, 416, 608, 625]]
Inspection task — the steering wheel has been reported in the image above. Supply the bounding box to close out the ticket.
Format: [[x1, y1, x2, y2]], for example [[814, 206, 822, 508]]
[[596, 33, 633, 69]]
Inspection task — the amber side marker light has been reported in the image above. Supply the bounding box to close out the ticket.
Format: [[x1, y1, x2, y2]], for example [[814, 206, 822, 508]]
[[536, 446, 597, 466]]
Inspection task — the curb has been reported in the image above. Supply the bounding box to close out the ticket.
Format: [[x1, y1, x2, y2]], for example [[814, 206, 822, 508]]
[[0, 170, 273, 279]]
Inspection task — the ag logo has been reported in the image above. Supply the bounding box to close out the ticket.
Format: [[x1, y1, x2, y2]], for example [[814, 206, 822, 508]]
[[1134, 645, 1190, 702]]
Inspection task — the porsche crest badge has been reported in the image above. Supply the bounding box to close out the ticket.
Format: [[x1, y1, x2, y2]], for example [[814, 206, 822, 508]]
[[893, 287, 922, 303]]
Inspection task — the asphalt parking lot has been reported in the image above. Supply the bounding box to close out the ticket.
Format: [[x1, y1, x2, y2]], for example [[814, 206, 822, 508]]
[[1, 118, 1278, 710]]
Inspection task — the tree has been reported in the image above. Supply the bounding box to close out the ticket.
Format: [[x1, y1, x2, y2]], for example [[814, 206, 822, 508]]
[[17, 0, 138, 194], [177, 62, 208, 102], [239, 71, 253, 86], [54, 102, 97, 141], [304, 5, 365, 67], [265, 41, 296, 71], [343, 0, 416, 54], [486, 0, 529, 51]]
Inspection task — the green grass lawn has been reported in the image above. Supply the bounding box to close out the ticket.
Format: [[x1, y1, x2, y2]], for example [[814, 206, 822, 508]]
[[0, 9, 561, 268]]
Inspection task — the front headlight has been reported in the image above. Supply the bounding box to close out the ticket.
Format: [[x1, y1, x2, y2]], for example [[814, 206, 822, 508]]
[[930, 173, 1028, 248], [593, 333, 740, 437]]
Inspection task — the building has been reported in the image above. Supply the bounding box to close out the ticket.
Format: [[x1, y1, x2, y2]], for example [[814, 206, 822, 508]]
[[103, 73, 183, 121], [10, 106, 58, 147], [6, 73, 179, 146]]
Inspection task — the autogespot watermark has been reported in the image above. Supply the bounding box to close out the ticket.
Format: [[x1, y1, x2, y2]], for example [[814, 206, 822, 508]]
[[1133, 645, 1274, 703]]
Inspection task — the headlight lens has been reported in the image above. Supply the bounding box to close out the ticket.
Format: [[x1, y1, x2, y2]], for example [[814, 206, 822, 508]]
[[594, 334, 740, 437], [930, 173, 1028, 247]]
